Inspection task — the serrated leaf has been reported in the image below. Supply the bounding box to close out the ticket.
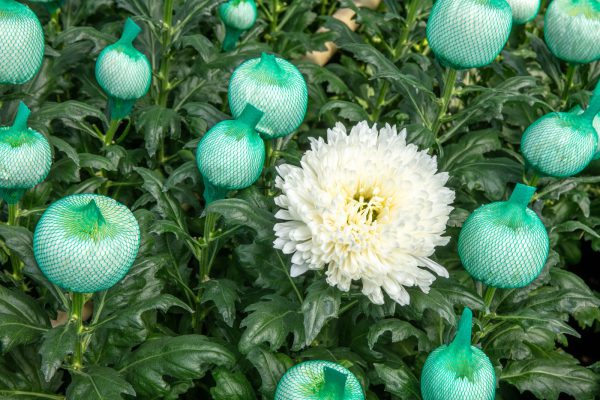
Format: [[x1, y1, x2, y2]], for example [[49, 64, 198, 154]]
[[39, 323, 77, 382], [0, 286, 50, 353], [239, 295, 304, 354], [136, 105, 181, 157], [246, 346, 290, 398], [367, 319, 429, 352], [320, 100, 370, 122], [373, 362, 421, 399], [210, 367, 256, 400], [67, 366, 135, 400], [200, 279, 240, 327], [207, 198, 275, 241], [302, 280, 341, 346], [118, 335, 235, 397]]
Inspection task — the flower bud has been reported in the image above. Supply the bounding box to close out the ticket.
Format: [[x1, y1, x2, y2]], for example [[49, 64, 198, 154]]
[[219, 0, 257, 51], [506, 0, 541, 24]]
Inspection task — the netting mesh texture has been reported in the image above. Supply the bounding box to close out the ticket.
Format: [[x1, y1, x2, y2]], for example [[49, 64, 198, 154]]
[[33, 194, 140, 293], [274, 360, 365, 400], [506, 0, 541, 24], [421, 309, 495, 400], [95, 18, 151, 101], [0, 102, 52, 204], [229, 53, 308, 139], [458, 184, 549, 289], [544, 0, 600, 63], [0, 0, 45, 84], [196, 119, 265, 191], [426, 0, 512, 69], [220, 0, 257, 30], [521, 112, 598, 177]]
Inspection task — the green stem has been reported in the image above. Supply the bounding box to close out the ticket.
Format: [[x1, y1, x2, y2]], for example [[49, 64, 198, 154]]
[[70, 292, 86, 370], [432, 68, 458, 136], [103, 119, 120, 146], [0, 391, 65, 400], [7, 203, 22, 281], [339, 299, 358, 315], [483, 287, 497, 312], [157, 0, 174, 107], [561, 64, 576, 104], [193, 212, 219, 331]]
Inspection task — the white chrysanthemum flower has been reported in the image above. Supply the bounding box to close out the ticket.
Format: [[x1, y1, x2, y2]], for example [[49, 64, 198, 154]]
[[273, 122, 455, 305]]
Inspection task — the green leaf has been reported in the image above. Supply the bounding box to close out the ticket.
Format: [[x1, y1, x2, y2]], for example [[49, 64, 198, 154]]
[[501, 349, 599, 400], [67, 366, 135, 400], [0, 286, 50, 353], [239, 295, 304, 354], [373, 362, 421, 399], [210, 368, 256, 400], [320, 100, 370, 122], [552, 220, 600, 239], [135, 105, 182, 157], [79, 153, 117, 171], [302, 280, 341, 346], [134, 167, 187, 229], [367, 319, 429, 352], [39, 323, 78, 382], [207, 198, 275, 241], [118, 335, 235, 398], [200, 279, 240, 328], [246, 346, 291, 398]]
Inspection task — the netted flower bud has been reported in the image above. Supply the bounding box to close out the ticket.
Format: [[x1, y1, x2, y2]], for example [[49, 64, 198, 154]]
[[229, 53, 308, 139], [219, 0, 257, 51], [571, 105, 600, 160], [0, 0, 44, 84], [33, 194, 141, 293], [544, 0, 600, 64], [506, 0, 541, 24], [426, 0, 512, 69], [458, 184, 549, 289], [95, 18, 151, 120], [196, 104, 265, 203], [421, 308, 496, 400], [0, 102, 52, 204], [275, 360, 364, 400], [521, 83, 600, 177]]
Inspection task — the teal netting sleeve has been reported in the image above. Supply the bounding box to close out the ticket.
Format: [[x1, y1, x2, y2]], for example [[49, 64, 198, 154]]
[[274, 360, 365, 400], [0, 0, 45, 84], [544, 0, 600, 64], [219, 0, 258, 51], [33, 194, 141, 293], [196, 104, 265, 204], [458, 183, 550, 288], [426, 0, 512, 69], [0, 102, 52, 204], [571, 105, 600, 160], [95, 18, 152, 120], [228, 53, 308, 139], [521, 81, 600, 177], [506, 0, 541, 24], [421, 308, 496, 400]]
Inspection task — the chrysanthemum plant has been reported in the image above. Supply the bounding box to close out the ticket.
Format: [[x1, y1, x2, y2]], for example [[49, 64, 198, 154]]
[[0, 1, 598, 399]]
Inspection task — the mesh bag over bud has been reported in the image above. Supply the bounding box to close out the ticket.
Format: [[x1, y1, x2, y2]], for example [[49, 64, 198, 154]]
[[421, 308, 495, 400], [229, 53, 308, 139], [544, 0, 600, 64], [0, 102, 52, 204], [33, 194, 140, 293], [458, 184, 549, 288], [95, 18, 151, 119], [219, 0, 257, 51], [274, 360, 364, 400], [521, 81, 600, 177], [196, 104, 265, 203], [506, 0, 541, 24], [571, 105, 600, 160], [0, 0, 44, 84], [426, 0, 512, 69]]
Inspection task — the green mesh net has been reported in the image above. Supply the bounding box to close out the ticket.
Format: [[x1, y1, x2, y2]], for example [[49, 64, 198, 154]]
[[426, 0, 512, 69], [421, 308, 496, 400], [219, 0, 257, 51], [506, 0, 541, 24], [229, 53, 308, 139], [571, 105, 600, 160], [0, 0, 45, 85], [196, 104, 265, 203], [274, 360, 365, 400], [0, 102, 52, 204], [458, 184, 549, 288], [521, 81, 600, 177], [544, 0, 600, 64], [33, 194, 140, 293], [95, 18, 152, 120]]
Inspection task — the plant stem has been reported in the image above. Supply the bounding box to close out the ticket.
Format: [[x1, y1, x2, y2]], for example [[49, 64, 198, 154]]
[[70, 292, 86, 370], [7, 203, 22, 281], [193, 212, 219, 331], [561, 64, 576, 104], [158, 0, 175, 107], [483, 287, 497, 312], [432, 68, 458, 136], [103, 119, 120, 146], [339, 299, 358, 315]]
